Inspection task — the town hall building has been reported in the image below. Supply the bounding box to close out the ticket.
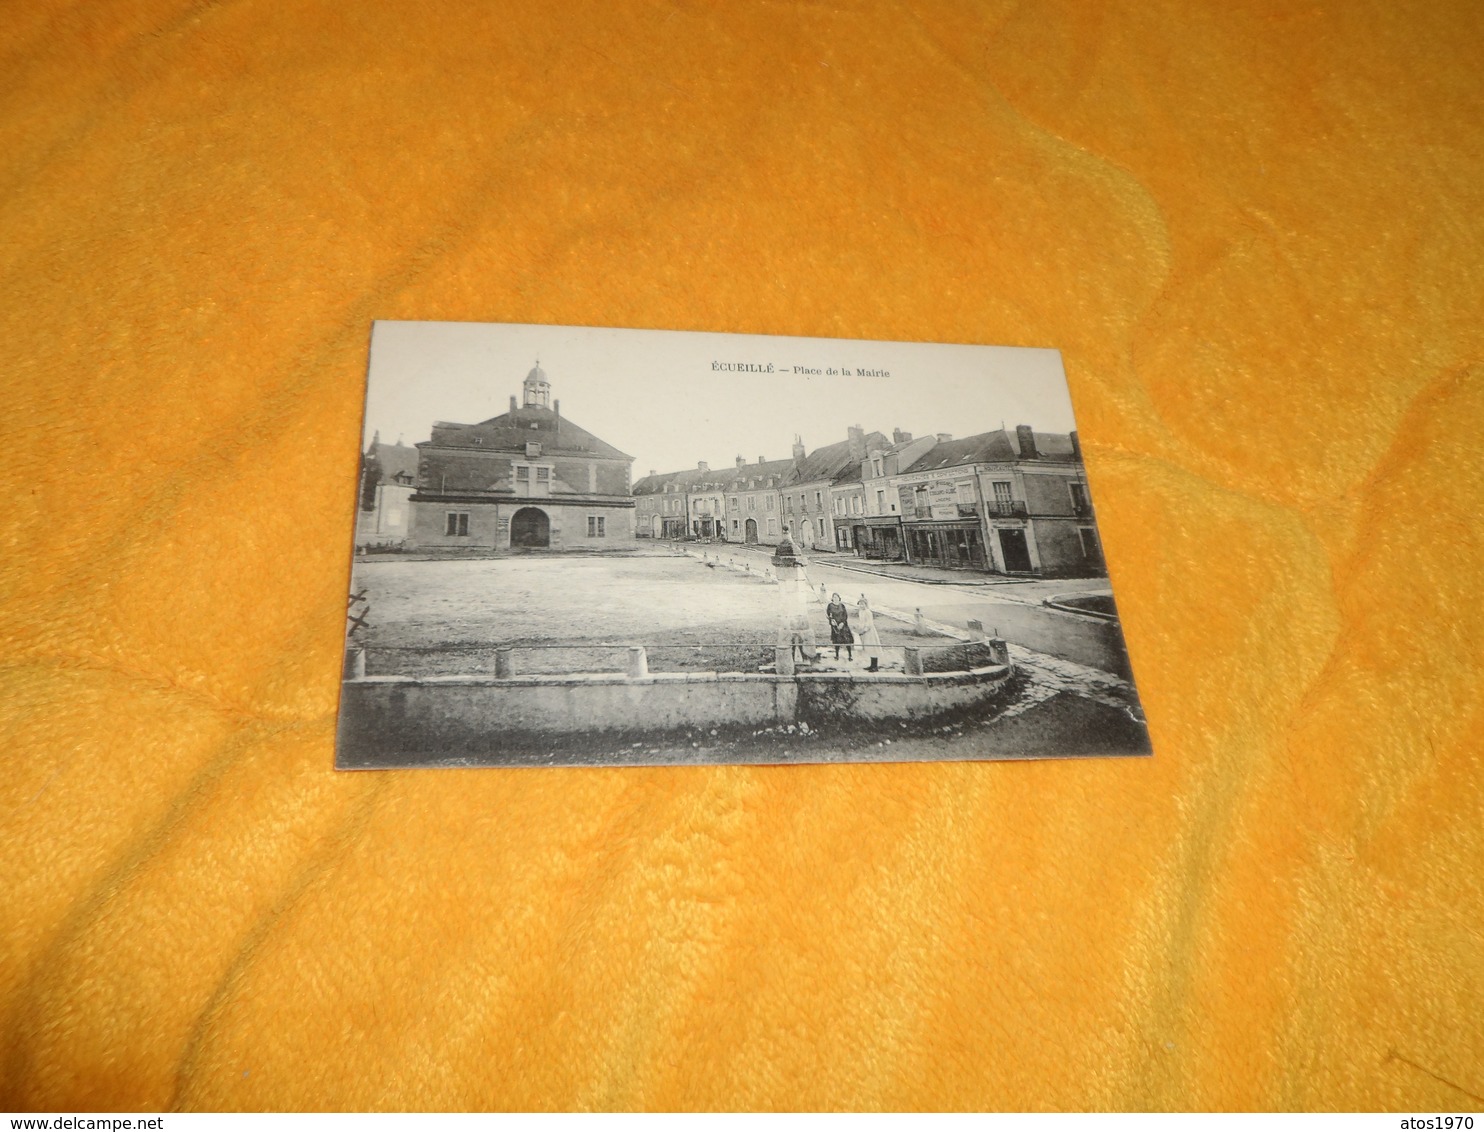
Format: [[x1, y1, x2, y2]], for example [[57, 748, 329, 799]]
[[406, 364, 636, 551]]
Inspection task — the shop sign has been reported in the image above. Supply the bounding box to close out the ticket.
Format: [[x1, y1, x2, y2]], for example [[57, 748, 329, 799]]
[[927, 482, 960, 520]]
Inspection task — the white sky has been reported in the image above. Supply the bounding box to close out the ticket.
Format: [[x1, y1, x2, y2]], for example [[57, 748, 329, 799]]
[[363, 321, 1077, 475]]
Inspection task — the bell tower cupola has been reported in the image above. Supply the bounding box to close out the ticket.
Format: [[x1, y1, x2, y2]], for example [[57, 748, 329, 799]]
[[523, 360, 551, 408]]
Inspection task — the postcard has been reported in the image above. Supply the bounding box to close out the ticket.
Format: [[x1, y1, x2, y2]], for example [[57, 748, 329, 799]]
[[337, 321, 1150, 767]]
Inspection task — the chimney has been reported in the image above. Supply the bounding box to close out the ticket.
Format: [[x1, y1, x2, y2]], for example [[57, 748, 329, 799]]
[[554, 399, 560, 416], [792, 435, 806, 462], [936, 433, 953, 443], [736, 455, 747, 468], [698, 460, 709, 473], [757, 455, 766, 464], [649, 469, 657, 478], [892, 428, 913, 445], [509, 395, 518, 412], [1016, 424, 1039, 459], [847, 424, 866, 460], [1070, 430, 1082, 460]]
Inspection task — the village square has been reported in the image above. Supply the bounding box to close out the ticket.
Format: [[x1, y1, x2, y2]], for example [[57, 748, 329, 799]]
[[341, 359, 1149, 766]]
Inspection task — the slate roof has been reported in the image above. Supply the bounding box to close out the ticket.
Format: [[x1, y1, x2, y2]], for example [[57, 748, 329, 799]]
[[425, 404, 632, 461], [902, 429, 1076, 473], [368, 441, 420, 484], [634, 457, 804, 497], [632, 466, 733, 496], [789, 432, 889, 486], [631, 470, 689, 496], [722, 458, 797, 491]]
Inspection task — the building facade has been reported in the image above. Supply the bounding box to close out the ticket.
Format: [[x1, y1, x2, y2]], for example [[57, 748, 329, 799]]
[[659, 481, 688, 538], [685, 463, 729, 539], [355, 433, 419, 548], [721, 456, 791, 545], [633, 469, 682, 538], [407, 365, 635, 552], [633, 463, 734, 540], [783, 428, 889, 552], [857, 429, 940, 561], [893, 426, 1102, 576], [828, 470, 866, 551], [627, 422, 1101, 577]]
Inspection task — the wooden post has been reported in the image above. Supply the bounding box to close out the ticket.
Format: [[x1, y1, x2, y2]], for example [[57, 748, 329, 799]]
[[495, 649, 514, 677]]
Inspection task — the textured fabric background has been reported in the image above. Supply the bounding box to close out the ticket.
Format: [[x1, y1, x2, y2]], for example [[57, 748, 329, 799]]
[[3, 0, 1481, 1112]]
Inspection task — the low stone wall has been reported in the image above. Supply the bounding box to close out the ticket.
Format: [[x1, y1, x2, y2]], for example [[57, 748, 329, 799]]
[[338, 665, 1012, 758]]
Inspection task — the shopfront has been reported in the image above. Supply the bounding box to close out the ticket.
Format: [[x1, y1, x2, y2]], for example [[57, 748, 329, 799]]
[[860, 518, 907, 561], [903, 521, 990, 571]]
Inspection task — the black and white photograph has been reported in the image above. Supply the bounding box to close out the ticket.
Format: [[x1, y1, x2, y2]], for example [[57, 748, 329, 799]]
[[338, 321, 1151, 768]]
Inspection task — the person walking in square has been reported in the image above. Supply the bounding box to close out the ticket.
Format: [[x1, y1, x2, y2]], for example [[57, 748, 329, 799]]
[[855, 594, 882, 672], [826, 592, 854, 661]]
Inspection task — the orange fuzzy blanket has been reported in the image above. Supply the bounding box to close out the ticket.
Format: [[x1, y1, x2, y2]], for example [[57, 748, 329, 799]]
[[2, 0, 1481, 1112]]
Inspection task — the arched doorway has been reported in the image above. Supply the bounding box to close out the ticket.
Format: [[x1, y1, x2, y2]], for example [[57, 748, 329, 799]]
[[651, 514, 663, 538], [745, 518, 758, 543], [511, 507, 550, 548]]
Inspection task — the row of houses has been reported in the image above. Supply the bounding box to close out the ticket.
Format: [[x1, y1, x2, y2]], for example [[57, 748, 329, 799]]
[[633, 423, 1104, 577], [354, 364, 1104, 577]]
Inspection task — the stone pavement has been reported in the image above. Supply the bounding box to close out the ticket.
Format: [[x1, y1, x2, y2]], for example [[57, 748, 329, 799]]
[[712, 541, 1037, 587], [870, 601, 1144, 722], [811, 555, 1030, 587]]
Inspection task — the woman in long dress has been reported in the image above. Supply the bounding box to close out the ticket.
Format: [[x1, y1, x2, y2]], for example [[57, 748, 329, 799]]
[[855, 594, 882, 672], [826, 593, 854, 660]]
